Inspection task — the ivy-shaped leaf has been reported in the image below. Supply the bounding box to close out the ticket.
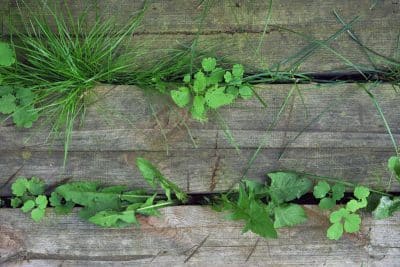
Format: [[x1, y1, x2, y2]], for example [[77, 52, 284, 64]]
[[205, 86, 235, 109], [0, 42, 15, 67], [170, 87, 191, 108]]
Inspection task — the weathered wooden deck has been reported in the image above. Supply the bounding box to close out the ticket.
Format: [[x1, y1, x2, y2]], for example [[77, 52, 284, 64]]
[[1, 0, 400, 266]]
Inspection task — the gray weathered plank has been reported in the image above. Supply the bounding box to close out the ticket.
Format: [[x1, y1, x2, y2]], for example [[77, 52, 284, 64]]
[[2, 0, 399, 72], [0, 84, 398, 195], [0, 148, 396, 196], [0, 206, 399, 266]]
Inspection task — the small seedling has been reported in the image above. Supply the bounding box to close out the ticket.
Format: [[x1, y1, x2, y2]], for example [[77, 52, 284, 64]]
[[170, 57, 254, 121], [326, 186, 370, 240], [313, 181, 345, 209]]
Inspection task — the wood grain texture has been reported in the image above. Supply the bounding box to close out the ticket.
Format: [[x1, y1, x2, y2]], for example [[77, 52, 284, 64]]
[[2, 0, 399, 72], [0, 206, 399, 266], [0, 84, 398, 195]]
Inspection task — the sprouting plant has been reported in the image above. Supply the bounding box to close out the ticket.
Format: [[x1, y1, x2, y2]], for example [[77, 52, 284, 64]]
[[10, 177, 48, 222], [1, 1, 148, 164], [10, 157, 187, 227], [170, 57, 253, 121], [326, 186, 370, 240], [214, 172, 312, 238], [313, 181, 345, 210]]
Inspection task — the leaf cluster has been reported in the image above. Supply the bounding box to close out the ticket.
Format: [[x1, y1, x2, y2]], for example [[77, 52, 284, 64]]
[[325, 185, 370, 240], [0, 86, 38, 127], [214, 172, 312, 238], [170, 57, 254, 121], [10, 177, 47, 222], [10, 158, 188, 227]]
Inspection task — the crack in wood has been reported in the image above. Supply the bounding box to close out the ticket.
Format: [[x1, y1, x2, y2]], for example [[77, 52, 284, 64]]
[[183, 234, 209, 263], [245, 238, 259, 262]]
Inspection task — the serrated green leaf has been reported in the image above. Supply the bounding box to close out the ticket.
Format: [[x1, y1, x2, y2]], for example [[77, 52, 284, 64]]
[[88, 210, 137, 227], [171, 87, 190, 108], [268, 172, 312, 204], [343, 213, 361, 233], [49, 192, 74, 214], [327, 222, 343, 240], [31, 208, 45, 222], [193, 71, 206, 93], [35, 195, 48, 209], [232, 64, 244, 78], [224, 71, 232, 83], [202, 57, 217, 72], [26, 177, 46, 195], [273, 204, 307, 228], [332, 184, 345, 201], [12, 105, 39, 128], [11, 178, 29, 197], [388, 156, 400, 180], [0, 42, 15, 67], [0, 93, 17, 114], [191, 95, 206, 121], [373, 196, 400, 219], [313, 181, 330, 199], [21, 200, 35, 212], [354, 186, 370, 200], [319, 197, 336, 210], [205, 86, 235, 109], [239, 85, 253, 99]]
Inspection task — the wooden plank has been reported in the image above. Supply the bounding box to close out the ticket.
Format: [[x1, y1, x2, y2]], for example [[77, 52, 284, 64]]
[[0, 84, 398, 195], [0, 206, 399, 266], [3, 0, 399, 72], [0, 148, 395, 196]]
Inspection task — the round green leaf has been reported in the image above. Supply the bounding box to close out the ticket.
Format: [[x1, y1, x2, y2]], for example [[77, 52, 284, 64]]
[[327, 222, 343, 240], [388, 156, 400, 179], [183, 74, 191, 83], [318, 197, 336, 210], [232, 64, 244, 78], [239, 85, 253, 99], [343, 213, 361, 233], [201, 57, 217, 72], [0, 42, 15, 67], [35, 195, 48, 209], [224, 71, 232, 83], [332, 184, 345, 201], [0, 94, 17, 114], [193, 71, 206, 93], [21, 200, 35, 213], [191, 95, 206, 121], [354, 186, 370, 200], [313, 181, 330, 199], [31, 208, 46, 222]]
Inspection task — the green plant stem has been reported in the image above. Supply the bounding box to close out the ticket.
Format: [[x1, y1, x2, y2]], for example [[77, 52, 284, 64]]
[[298, 172, 392, 197], [136, 201, 175, 212]]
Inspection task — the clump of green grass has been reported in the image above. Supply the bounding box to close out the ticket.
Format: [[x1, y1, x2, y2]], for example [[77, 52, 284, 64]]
[[1, 1, 148, 163]]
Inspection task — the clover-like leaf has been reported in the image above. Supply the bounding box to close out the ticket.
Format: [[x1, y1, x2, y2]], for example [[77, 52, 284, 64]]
[[35, 195, 48, 209], [183, 74, 191, 83], [388, 156, 400, 180], [201, 57, 217, 72], [224, 71, 232, 83], [343, 213, 361, 233], [31, 208, 46, 222], [21, 200, 35, 212], [12, 105, 39, 128]]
